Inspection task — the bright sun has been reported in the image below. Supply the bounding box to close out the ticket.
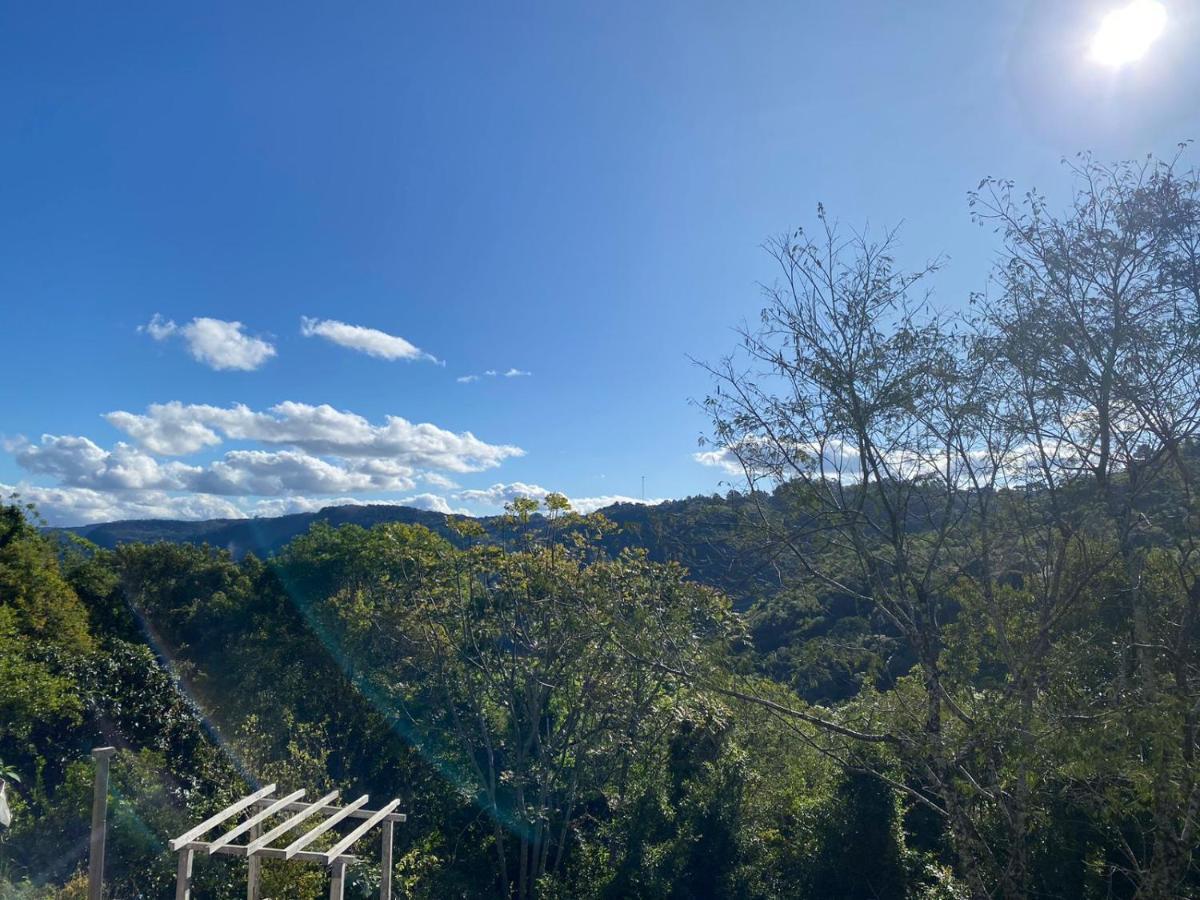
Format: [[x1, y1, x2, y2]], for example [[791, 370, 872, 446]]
[[1090, 0, 1168, 67]]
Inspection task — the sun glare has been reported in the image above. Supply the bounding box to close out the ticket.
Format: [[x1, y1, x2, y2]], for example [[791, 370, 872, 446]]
[[1090, 0, 1168, 67]]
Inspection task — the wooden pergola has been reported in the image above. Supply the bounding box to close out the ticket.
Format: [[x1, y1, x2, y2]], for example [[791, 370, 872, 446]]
[[168, 784, 405, 900]]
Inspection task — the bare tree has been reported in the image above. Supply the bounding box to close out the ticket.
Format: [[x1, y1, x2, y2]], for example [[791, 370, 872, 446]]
[[973, 150, 1200, 898], [693, 209, 1055, 897]]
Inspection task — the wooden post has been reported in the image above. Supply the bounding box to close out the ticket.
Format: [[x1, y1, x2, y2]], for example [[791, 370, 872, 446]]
[[175, 848, 195, 900], [88, 747, 117, 900], [329, 859, 347, 900], [247, 821, 261, 900], [380, 820, 394, 900]]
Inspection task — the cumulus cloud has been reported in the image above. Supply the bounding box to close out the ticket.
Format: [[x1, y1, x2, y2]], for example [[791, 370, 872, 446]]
[[693, 446, 747, 476], [14, 435, 197, 491], [398, 493, 471, 515], [104, 401, 525, 471], [188, 450, 416, 496], [246, 496, 391, 517], [456, 375, 480, 384], [140, 315, 276, 371], [455, 482, 553, 506], [13, 435, 417, 497], [8, 400, 528, 525], [1, 482, 249, 526], [504, 368, 532, 378], [451, 482, 668, 515], [0, 482, 417, 526], [300, 317, 439, 363], [568, 495, 666, 514]]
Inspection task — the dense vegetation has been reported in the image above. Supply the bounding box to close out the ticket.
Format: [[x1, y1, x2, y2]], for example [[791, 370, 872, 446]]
[[3, 151, 1200, 898]]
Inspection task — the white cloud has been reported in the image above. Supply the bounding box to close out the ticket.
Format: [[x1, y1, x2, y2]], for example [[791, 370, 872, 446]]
[[456, 368, 532, 383], [398, 493, 471, 515], [452, 482, 667, 515], [245, 496, 384, 517], [188, 450, 416, 496], [13, 435, 417, 498], [14, 435, 197, 491], [104, 408, 223, 456], [105, 401, 525, 471], [422, 472, 460, 489], [568, 495, 666, 514], [693, 446, 746, 476], [141, 315, 276, 371], [0, 482, 421, 526], [300, 317, 438, 363], [142, 314, 178, 341], [7, 399, 528, 525], [1, 482, 249, 526], [455, 482, 553, 507]]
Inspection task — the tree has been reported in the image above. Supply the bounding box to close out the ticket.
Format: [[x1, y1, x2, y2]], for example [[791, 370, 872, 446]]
[[697, 151, 1200, 898], [356, 497, 733, 899], [972, 150, 1200, 898], [695, 210, 1036, 896]]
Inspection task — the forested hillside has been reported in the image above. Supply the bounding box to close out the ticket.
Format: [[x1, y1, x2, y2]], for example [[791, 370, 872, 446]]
[[53, 492, 892, 707], [4, 153, 1200, 899], [58, 494, 789, 610]]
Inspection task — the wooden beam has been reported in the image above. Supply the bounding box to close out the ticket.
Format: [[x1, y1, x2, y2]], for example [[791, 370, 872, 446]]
[[247, 822, 261, 900], [170, 784, 277, 851], [88, 747, 116, 900], [208, 789, 306, 854], [251, 797, 405, 823], [174, 849, 194, 900], [246, 790, 340, 855], [329, 860, 347, 900], [282, 795, 370, 859], [323, 800, 402, 864], [180, 840, 355, 866], [380, 819, 394, 900]]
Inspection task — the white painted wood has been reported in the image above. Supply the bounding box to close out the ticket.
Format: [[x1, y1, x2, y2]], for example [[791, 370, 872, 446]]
[[174, 849, 194, 900], [171, 783, 403, 894], [209, 789, 306, 854], [247, 822, 261, 900], [380, 819, 394, 900], [246, 790, 340, 855], [88, 747, 116, 900], [282, 794, 370, 859], [251, 797, 405, 822], [329, 860, 347, 900], [181, 840, 355, 865], [323, 800, 402, 863], [170, 784, 277, 851]]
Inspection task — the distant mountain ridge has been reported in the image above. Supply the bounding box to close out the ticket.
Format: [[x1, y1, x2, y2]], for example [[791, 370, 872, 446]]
[[60, 503, 494, 558], [55, 494, 789, 612]]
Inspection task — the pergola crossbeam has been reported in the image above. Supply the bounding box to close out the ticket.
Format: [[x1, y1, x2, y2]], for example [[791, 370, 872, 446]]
[[169, 784, 277, 851], [179, 840, 356, 865], [246, 790, 340, 853], [208, 789, 306, 854], [323, 799, 402, 863], [282, 794, 370, 859], [172, 785, 401, 900], [251, 796, 405, 823]]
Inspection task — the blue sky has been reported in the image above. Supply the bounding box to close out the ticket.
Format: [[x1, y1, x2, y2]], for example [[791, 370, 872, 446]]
[[2, 1, 1198, 524]]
